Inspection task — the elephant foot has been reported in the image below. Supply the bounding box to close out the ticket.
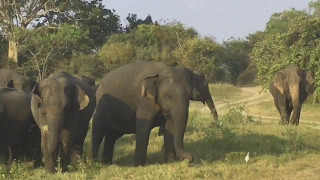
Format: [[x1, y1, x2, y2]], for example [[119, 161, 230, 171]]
[[177, 151, 193, 163], [278, 120, 287, 125], [45, 165, 56, 173], [167, 153, 176, 162], [102, 157, 112, 164]]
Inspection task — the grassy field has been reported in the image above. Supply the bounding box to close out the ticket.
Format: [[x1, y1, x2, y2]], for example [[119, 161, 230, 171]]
[[1, 84, 320, 179]]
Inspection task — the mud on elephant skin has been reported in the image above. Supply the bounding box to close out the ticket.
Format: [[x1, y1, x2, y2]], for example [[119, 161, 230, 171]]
[[270, 64, 315, 125], [0, 68, 37, 93], [0, 88, 41, 167], [31, 71, 96, 173], [91, 61, 218, 166]]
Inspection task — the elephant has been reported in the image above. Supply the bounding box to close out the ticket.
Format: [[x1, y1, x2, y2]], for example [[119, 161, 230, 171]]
[[158, 69, 218, 135], [0, 68, 37, 93], [80, 75, 95, 87], [80, 75, 99, 92], [31, 71, 96, 173], [91, 61, 219, 166], [0, 88, 41, 167], [270, 64, 315, 125]]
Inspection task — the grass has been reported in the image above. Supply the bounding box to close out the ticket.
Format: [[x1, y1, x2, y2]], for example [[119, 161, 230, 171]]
[[2, 84, 320, 179]]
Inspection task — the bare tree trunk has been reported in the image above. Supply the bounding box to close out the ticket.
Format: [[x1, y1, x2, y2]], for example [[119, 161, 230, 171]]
[[8, 40, 18, 63]]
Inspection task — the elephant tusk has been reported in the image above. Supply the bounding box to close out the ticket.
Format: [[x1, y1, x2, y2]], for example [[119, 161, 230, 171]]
[[41, 125, 49, 135]]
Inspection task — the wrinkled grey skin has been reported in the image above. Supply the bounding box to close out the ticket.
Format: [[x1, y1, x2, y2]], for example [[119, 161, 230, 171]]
[[0, 88, 41, 167], [31, 72, 96, 173], [0, 69, 37, 93], [91, 61, 218, 166], [270, 64, 315, 125], [158, 69, 218, 135]]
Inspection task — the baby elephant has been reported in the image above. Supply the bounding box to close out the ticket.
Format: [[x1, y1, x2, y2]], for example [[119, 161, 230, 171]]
[[0, 88, 41, 167], [31, 72, 96, 173]]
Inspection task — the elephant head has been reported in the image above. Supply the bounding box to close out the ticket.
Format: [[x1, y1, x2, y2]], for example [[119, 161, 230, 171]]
[[140, 68, 199, 162], [7, 77, 37, 93], [190, 70, 218, 121], [31, 77, 89, 172]]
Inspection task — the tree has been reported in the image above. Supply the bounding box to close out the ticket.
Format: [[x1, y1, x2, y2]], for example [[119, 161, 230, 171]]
[[175, 37, 225, 82], [63, 0, 121, 49], [251, 16, 320, 91], [0, 0, 66, 63], [0, 33, 8, 67], [265, 9, 308, 35], [17, 24, 90, 80], [125, 13, 153, 32], [221, 39, 251, 84], [0, 0, 121, 64]]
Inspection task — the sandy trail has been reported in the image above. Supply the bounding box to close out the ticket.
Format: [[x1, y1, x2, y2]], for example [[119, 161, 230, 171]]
[[200, 85, 320, 128]]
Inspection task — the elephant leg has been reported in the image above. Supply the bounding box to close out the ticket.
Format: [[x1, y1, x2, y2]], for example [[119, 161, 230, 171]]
[[60, 129, 73, 172], [274, 96, 287, 124], [0, 145, 9, 165], [290, 104, 302, 125], [158, 126, 165, 136], [134, 118, 153, 166], [42, 134, 57, 173], [91, 105, 107, 161], [102, 132, 123, 164], [73, 110, 92, 159], [286, 103, 293, 124], [163, 127, 176, 162], [91, 121, 105, 161]]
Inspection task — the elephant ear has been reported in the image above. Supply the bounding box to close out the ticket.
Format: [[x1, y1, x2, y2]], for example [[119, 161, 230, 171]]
[[6, 80, 14, 88], [75, 85, 90, 110], [304, 70, 315, 95], [30, 80, 38, 91], [31, 84, 43, 106], [141, 74, 159, 104], [191, 70, 206, 104], [273, 72, 285, 94]]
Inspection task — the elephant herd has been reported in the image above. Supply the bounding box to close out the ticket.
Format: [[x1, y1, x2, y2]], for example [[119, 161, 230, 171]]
[[0, 62, 314, 173]]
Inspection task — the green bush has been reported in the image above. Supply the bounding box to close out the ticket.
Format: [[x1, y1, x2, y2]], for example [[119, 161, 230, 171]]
[[218, 104, 255, 129]]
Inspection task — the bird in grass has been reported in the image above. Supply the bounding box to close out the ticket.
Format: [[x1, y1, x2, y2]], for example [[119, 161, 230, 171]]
[[245, 152, 249, 163]]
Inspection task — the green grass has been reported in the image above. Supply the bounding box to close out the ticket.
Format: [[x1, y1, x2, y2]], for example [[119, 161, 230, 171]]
[[2, 84, 320, 179], [209, 84, 252, 102]]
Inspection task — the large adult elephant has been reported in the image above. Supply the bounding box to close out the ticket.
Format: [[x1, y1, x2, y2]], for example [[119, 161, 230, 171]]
[[31, 72, 96, 173], [270, 64, 315, 125], [91, 61, 219, 166], [0, 68, 37, 93], [0, 88, 41, 167], [158, 69, 218, 135]]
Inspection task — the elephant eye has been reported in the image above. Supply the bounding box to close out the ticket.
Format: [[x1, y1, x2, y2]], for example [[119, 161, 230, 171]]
[[166, 94, 173, 99]]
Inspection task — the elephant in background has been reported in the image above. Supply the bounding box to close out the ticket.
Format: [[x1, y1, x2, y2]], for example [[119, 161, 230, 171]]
[[31, 72, 96, 173], [91, 61, 218, 166], [270, 64, 315, 125], [0, 88, 41, 167], [0, 69, 37, 93]]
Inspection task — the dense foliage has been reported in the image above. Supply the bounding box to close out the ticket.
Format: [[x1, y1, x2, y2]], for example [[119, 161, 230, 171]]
[[252, 6, 320, 92]]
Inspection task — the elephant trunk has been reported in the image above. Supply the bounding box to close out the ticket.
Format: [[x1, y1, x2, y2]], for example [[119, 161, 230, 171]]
[[47, 116, 62, 153], [171, 101, 193, 163], [204, 92, 218, 121]]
